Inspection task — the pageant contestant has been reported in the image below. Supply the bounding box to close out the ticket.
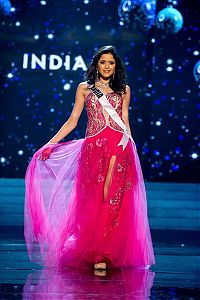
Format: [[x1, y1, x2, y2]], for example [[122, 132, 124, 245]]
[[24, 45, 155, 270]]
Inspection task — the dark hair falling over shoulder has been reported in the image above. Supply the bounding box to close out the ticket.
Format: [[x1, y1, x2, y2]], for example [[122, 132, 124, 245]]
[[85, 45, 127, 94]]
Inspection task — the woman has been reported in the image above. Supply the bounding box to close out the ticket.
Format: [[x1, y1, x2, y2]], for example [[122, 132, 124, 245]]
[[24, 45, 155, 270]]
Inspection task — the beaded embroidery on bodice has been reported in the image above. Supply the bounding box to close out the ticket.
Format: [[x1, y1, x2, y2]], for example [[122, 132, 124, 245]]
[[85, 92, 124, 137]]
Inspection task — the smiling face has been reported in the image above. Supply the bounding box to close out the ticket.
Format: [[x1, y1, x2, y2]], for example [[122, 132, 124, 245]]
[[97, 53, 116, 79]]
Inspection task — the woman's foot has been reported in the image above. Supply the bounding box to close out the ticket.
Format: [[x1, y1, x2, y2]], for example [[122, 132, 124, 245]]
[[94, 262, 107, 270]]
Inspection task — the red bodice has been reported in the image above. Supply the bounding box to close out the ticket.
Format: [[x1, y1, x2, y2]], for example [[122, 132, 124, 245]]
[[85, 92, 124, 137]]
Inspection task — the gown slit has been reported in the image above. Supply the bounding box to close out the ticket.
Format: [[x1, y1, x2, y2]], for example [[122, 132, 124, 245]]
[[104, 155, 116, 200]]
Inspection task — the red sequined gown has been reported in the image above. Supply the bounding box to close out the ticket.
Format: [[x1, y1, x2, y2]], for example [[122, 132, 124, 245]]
[[24, 91, 155, 269]]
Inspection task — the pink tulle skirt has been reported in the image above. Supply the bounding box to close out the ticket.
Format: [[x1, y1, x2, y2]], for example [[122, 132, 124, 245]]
[[24, 127, 155, 268]]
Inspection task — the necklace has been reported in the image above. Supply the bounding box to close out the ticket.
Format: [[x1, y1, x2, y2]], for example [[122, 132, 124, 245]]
[[96, 80, 110, 87]]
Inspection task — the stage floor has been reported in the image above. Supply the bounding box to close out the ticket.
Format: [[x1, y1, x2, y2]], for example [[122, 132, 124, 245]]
[[0, 180, 199, 299], [0, 229, 199, 299]]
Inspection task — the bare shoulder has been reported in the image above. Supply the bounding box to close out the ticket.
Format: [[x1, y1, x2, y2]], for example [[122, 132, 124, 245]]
[[125, 85, 131, 94], [77, 81, 88, 91], [122, 85, 131, 101], [76, 81, 91, 97]]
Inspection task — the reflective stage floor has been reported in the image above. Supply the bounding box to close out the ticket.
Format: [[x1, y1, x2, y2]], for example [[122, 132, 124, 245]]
[[0, 228, 199, 299], [0, 180, 199, 299]]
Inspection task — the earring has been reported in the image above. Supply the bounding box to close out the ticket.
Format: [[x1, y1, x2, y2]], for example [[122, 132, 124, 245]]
[[112, 72, 115, 81], [96, 69, 99, 78]]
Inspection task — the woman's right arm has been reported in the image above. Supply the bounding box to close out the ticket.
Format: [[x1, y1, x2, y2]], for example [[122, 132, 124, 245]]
[[47, 83, 86, 144], [40, 83, 86, 160]]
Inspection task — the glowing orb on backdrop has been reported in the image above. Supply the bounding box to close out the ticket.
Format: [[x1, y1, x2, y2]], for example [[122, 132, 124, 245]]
[[156, 7, 184, 34], [0, 0, 11, 15], [193, 61, 200, 83], [118, 0, 156, 31]]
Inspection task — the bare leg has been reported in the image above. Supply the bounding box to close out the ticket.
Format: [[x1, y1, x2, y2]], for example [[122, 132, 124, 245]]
[[104, 155, 116, 199]]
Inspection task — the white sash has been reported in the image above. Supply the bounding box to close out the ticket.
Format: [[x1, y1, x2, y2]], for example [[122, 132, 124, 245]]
[[90, 87, 135, 151]]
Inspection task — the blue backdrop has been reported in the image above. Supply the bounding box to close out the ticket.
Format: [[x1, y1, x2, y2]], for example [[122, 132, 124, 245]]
[[0, 0, 199, 182]]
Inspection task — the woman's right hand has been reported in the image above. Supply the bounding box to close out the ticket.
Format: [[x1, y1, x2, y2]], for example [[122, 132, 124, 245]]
[[40, 147, 53, 160]]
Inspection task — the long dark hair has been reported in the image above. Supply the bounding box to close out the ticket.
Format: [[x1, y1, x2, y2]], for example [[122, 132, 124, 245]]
[[85, 45, 127, 94]]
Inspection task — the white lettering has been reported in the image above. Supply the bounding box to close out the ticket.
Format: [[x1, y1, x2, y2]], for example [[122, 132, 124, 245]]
[[22, 53, 87, 71], [72, 55, 87, 71], [31, 54, 46, 70], [64, 55, 70, 70], [49, 54, 62, 70], [23, 53, 29, 69]]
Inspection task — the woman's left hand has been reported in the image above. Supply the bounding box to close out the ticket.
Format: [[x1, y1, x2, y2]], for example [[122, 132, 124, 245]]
[[40, 147, 53, 160]]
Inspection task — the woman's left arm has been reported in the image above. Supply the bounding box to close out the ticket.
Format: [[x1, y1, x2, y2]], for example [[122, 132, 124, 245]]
[[122, 85, 132, 137]]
